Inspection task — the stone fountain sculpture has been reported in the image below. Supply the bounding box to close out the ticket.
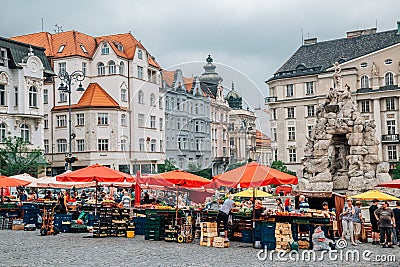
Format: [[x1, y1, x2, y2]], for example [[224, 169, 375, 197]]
[[297, 62, 392, 194]]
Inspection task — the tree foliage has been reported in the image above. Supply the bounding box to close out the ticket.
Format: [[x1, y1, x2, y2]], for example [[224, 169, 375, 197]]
[[393, 163, 400, 180], [270, 160, 296, 176], [0, 137, 47, 176], [225, 161, 246, 171], [187, 162, 211, 179], [158, 159, 178, 173]]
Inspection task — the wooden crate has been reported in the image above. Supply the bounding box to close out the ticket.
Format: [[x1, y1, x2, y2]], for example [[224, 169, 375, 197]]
[[201, 232, 218, 238], [12, 224, 24, 230], [201, 222, 217, 229], [200, 237, 214, 247], [213, 241, 230, 248], [202, 227, 217, 233], [276, 236, 292, 242]]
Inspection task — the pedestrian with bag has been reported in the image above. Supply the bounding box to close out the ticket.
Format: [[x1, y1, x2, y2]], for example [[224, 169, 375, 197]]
[[340, 199, 357, 246]]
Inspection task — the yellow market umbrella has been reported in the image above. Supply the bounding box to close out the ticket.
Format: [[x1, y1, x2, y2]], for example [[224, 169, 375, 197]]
[[348, 190, 400, 201], [233, 188, 272, 198]]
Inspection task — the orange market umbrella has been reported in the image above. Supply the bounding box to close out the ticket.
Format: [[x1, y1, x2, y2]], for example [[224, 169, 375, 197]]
[[0, 176, 31, 203], [207, 162, 298, 189]]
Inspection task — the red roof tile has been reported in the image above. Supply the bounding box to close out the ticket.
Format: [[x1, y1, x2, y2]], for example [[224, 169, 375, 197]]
[[256, 130, 271, 146]]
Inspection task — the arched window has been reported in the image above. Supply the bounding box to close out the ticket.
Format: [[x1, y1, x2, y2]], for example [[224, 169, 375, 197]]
[[385, 72, 394, 86], [101, 43, 109, 55], [119, 61, 124, 75], [138, 90, 144, 104], [108, 61, 116, 74], [360, 75, 369, 89], [0, 123, 6, 143], [137, 50, 143, 59], [150, 139, 156, 152], [20, 124, 30, 143], [150, 93, 155, 106], [29, 86, 37, 107], [97, 62, 105, 76], [121, 139, 127, 151]]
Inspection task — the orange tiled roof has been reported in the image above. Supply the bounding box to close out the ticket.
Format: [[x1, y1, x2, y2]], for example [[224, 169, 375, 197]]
[[162, 70, 175, 87], [52, 83, 120, 111], [256, 130, 271, 147], [11, 30, 160, 66]]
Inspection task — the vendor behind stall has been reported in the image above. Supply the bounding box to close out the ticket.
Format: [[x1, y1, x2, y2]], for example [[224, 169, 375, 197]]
[[217, 194, 235, 241]]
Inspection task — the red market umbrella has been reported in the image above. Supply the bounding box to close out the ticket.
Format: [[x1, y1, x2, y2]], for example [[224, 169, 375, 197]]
[[207, 162, 298, 189], [56, 164, 133, 183], [56, 164, 133, 214], [376, 179, 400, 189], [0, 176, 31, 203]]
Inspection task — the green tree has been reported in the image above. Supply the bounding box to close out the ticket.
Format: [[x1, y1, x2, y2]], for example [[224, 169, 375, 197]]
[[270, 160, 296, 176], [187, 162, 211, 179], [0, 137, 47, 176], [225, 161, 246, 171], [393, 163, 400, 180], [158, 159, 178, 173]]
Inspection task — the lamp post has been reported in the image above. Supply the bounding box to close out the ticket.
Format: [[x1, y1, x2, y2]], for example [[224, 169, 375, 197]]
[[58, 70, 85, 171]]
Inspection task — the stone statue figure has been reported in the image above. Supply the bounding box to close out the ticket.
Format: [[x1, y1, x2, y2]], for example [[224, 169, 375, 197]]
[[327, 88, 338, 104], [338, 145, 348, 170], [340, 84, 352, 102], [371, 62, 379, 77], [304, 136, 314, 156], [333, 62, 342, 89]]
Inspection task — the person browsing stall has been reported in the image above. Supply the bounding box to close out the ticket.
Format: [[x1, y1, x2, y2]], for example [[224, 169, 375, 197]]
[[375, 201, 396, 248], [341, 199, 356, 246], [353, 201, 363, 244], [284, 198, 294, 212], [217, 194, 235, 241], [276, 198, 284, 212], [299, 195, 309, 212], [369, 199, 380, 245]]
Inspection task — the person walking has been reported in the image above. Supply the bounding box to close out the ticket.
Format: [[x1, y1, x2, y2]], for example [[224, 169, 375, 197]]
[[393, 201, 400, 246], [341, 199, 356, 246], [369, 199, 380, 245], [352, 201, 363, 244], [216, 194, 235, 241], [375, 201, 396, 248], [322, 202, 336, 240], [57, 190, 68, 214]]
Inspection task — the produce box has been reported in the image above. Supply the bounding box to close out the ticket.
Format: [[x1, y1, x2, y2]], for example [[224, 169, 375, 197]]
[[12, 224, 24, 230]]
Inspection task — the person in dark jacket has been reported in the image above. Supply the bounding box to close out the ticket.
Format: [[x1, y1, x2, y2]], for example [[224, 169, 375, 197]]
[[369, 199, 379, 245]]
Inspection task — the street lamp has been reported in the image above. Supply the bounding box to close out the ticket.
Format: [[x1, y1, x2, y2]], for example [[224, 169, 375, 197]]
[[58, 70, 85, 171]]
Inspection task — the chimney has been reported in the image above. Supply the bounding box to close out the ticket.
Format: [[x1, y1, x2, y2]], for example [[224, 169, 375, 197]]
[[304, 38, 317, 45], [397, 21, 400, 34], [346, 28, 377, 38]]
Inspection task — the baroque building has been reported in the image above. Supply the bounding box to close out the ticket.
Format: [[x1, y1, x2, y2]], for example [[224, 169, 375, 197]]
[[0, 37, 52, 153], [11, 30, 165, 174], [266, 22, 400, 175], [162, 69, 212, 170]]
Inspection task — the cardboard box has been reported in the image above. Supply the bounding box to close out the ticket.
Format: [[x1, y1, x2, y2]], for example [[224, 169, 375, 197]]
[[12, 224, 25, 230]]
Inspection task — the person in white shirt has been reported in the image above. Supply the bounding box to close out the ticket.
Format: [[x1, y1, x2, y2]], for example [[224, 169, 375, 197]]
[[120, 191, 132, 209], [217, 194, 235, 241]]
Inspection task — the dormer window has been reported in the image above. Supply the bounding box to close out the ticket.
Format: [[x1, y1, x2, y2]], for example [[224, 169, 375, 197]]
[[138, 49, 143, 59], [114, 42, 124, 52], [58, 45, 65, 53], [80, 44, 88, 54], [0, 49, 6, 66], [101, 43, 109, 55], [360, 62, 367, 68], [385, 59, 393, 65]]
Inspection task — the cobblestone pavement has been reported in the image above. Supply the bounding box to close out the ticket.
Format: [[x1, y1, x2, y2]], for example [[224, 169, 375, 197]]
[[1, 230, 400, 267]]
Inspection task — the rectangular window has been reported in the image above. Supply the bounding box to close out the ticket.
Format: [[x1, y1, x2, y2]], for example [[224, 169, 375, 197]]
[[137, 66, 143, 79], [222, 129, 226, 141], [44, 139, 49, 153], [77, 139, 85, 152], [58, 62, 66, 73], [223, 147, 227, 157], [98, 139, 109, 151], [387, 120, 396, 135], [59, 91, 67, 102], [195, 121, 199, 132], [76, 113, 84, 126], [287, 107, 295, 119], [272, 128, 277, 142], [57, 139, 67, 153], [43, 89, 48, 104], [388, 145, 397, 161], [361, 100, 370, 113], [138, 114, 144, 127], [160, 140, 163, 152], [0, 85, 5, 106], [177, 138, 182, 149], [272, 109, 277, 120], [386, 98, 395, 111], [307, 105, 315, 117], [82, 62, 87, 76], [56, 115, 67, 128], [306, 82, 314, 95], [150, 116, 156, 128], [286, 84, 294, 97], [97, 113, 108, 125], [308, 125, 313, 138], [230, 137, 234, 146], [121, 139, 127, 151], [44, 115, 48, 129], [289, 148, 297, 162], [139, 138, 145, 151], [14, 87, 18, 107], [159, 118, 163, 130], [288, 127, 296, 141], [121, 114, 127, 126], [121, 89, 127, 102]]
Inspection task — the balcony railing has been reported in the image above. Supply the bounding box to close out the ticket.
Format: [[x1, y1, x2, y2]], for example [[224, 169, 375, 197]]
[[265, 96, 277, 103], [382, 134, 400, 143]]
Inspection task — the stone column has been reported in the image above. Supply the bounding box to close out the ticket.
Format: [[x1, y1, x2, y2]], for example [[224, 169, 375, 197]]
[[373, 98, 382, 160]]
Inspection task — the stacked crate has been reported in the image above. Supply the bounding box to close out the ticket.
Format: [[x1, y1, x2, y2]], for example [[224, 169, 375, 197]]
[[200, 222, 218, 246], [126, 221, 135, 238], [165, 225, 180, 242], [213, 236, 230, 248], [93, 207, 112, 238], [275, 223, 292, 251], [260, 222, 276, 250], [133, 216, 146, 235], [145, 214, 165, 241], [22, 203, 39, 225], [54, 214, 72, 233]]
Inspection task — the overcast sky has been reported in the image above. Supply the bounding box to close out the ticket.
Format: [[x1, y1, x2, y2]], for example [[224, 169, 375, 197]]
[[3, 0, 400, 134]]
